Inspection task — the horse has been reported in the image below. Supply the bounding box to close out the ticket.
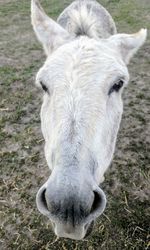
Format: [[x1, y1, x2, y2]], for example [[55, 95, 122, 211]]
[[31, 0, 147, 240]]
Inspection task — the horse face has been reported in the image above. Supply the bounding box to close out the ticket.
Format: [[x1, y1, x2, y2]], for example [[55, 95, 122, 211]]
[[31, 0, 147, 240]]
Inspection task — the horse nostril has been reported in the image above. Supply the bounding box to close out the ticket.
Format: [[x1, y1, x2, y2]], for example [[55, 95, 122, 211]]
[[36, 186, 50, 216], [88, 189, 106, 218], [91, 191, 102, 213], [41, 188, 48, 209]]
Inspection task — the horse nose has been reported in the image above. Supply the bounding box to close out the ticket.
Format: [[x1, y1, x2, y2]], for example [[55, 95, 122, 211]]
[[54, 222, 85, 240], [36, 181, 106, 238], [36, 185, 50, 217], [37, 186, 85, 239], [44, 187, 89, 226]]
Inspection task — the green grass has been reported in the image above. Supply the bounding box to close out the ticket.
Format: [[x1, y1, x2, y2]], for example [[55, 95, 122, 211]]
[[0, 0, 150, 249]]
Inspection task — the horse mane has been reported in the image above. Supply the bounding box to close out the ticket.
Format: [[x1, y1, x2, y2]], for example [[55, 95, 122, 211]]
[[57, 0, 117, 39]]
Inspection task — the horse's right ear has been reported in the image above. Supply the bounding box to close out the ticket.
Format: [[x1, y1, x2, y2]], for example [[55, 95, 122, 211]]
[[31, 0, 71, 56]]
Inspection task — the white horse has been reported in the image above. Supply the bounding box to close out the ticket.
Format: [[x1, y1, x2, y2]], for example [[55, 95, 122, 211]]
[[31, 0, 147, 240]]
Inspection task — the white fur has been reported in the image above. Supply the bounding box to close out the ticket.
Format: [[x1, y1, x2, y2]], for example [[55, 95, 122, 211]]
[[31, 0, 147, 240]]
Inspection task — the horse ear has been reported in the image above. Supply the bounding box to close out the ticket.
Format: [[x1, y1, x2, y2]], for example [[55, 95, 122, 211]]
[[109, 29, 147, 64], [31, 0, 71, 56]]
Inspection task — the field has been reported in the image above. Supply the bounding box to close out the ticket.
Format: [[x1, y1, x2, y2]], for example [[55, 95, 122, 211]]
[[0, 0, 150, 249]]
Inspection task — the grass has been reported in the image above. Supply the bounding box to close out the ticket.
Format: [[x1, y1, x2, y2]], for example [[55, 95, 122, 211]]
[[0, 0, 150, 249]]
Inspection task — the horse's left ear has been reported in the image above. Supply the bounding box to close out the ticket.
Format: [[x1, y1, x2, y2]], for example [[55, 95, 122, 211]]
[[109, 29, 147, 64], [31, 0, 71, 56]]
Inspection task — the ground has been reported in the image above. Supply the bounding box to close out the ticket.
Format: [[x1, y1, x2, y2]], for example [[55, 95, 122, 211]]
[[0, 0, 150, 249]]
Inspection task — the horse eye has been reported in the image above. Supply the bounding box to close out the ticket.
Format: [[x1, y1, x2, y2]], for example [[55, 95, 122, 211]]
[[108, 79, 124, 95], [40, 81, 48, 92]]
